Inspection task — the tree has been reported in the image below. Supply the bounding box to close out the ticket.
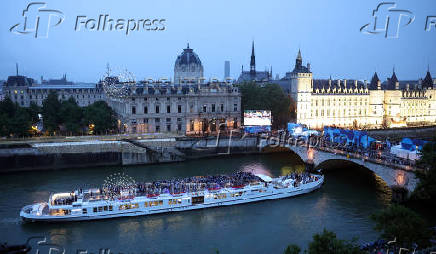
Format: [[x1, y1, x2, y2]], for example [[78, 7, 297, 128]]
[[9, 107, 32, 136], [238, 82, 291, 129], [42, 91, 62, 134], [412, 138, 436, 203], [308, 229, 364, 254], [283, 244, 301, 254], [60, 97, 83, 135], [0, 97, 16, 136], [83, 101, 117, 134], [370, 204, 431, 248], [0, 97, 33, 137]]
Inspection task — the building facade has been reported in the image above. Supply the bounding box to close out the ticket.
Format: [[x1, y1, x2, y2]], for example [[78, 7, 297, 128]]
[[2, 75, 104, 107], [108, 82, 241, 134], [290, 52, 436, 129]]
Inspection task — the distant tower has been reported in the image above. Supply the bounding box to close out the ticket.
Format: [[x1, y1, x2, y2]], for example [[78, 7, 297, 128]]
[[250, 41, 256, 75], [224, 61, 230, 79], [295, 49, 303, 69]]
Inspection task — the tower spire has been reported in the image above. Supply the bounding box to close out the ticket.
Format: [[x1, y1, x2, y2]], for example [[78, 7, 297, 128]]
[[16, 63, 18, 76], [250, 41, 256, 74]]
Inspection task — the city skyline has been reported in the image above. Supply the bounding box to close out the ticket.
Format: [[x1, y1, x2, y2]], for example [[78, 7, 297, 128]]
[[1, 0, 436, 82]]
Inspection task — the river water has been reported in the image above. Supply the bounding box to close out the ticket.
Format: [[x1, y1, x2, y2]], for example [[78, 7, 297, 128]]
[[0, 153, 391, 254]]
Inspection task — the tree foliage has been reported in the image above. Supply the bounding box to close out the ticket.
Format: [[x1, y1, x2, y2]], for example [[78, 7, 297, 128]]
[[283, 244, 301, 254], [370, 204, 431, 248], [42, 91, 62, 134], [83, 101, 117, 134], [238, 82, 291, 129], [307, 229, 364, 254], [412, 138, 436, 203], [60, 97, 83, 135], [0, 97, 34, 137]]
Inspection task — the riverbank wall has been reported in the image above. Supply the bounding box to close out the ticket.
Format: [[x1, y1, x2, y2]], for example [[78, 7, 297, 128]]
[[0, 137, 264, 173]]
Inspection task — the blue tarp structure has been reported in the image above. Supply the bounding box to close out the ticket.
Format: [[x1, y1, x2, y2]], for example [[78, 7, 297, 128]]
[[244, 126, 271, 134], [401, 138, 428, 151], [323, 127, 373, 148], [287, 123, 306, 134]]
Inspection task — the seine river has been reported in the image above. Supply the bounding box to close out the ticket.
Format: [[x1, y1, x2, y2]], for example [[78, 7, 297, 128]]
[[0, 153, 391, 254]]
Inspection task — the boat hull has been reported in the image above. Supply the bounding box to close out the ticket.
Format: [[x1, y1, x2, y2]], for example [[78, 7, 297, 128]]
[[21, 176, 323, 222]]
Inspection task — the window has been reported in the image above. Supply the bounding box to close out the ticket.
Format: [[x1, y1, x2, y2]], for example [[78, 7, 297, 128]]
[[132, 106, 136, 114], [178, 105, 182, 113], [167, 124, 171, 131], [156, 106, 160, 113], [203, 105, 207, 112], [166, 118, 171, 123], [104, 206, 108, 211], [190, 120, 194, 131], [155, 118, 160, 123], [93, 207, 97, 213], [144, 118, 148, 123], [167, 105, 171, 113], [98, 207, 103, 212], [233, 104, 237, 111], [178, 124, 182, 131], [220, 104, 224, 112], [144, 106, 148, 114], [212, 104, 216, 112], [109, 205, 113, 211], [82, 208, 87, 214], [156, 125, 160, 132]]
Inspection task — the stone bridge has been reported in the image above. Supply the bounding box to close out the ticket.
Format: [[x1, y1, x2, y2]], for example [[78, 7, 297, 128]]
[[283, 144, 418, 194]]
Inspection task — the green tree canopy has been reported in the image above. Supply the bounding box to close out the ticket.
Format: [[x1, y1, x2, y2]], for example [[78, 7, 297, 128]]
[[412, 138, 436, 204], [371, 204, 431, 248], [283, 244, 301, 254], [308, 229, 364, 254], [42, 91, 62, 134], [238, 82, 291, 129], [0, 97, 34, 137], [83, 101, 117, 134], [60, 97, 83, 135]]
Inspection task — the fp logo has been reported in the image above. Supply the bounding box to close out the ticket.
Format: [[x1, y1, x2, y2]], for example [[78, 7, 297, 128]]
[[360, 2, 415, 38], [10, 2, 64, 38]]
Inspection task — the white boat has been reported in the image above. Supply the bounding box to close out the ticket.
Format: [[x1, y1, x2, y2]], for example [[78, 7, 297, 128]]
[[20, 172, 324, 222]]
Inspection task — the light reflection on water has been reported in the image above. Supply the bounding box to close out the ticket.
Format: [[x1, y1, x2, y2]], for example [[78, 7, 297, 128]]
[[0, 153, 390, 254]]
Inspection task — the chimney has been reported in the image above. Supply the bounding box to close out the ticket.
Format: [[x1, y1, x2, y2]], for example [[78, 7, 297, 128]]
[[406, 84, 410, 90], [344, 79, 347, 88], [395, 81, 399, 90], [307, 63, 311, 72], [354, 80, 358, 87], [377, 80, 381, 90]]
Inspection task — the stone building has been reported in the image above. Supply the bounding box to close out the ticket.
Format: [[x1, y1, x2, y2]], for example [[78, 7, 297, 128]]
[[2, 75, 104, 107], [108, 82, 241, 134], [174, 44, 204, 84], [289, 51, 436, 129]]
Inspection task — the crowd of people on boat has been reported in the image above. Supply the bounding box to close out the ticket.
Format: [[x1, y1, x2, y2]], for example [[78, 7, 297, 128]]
[[134, 171, 262, 196], [52, 194, 77, 206], [283, 172, 318, 186]]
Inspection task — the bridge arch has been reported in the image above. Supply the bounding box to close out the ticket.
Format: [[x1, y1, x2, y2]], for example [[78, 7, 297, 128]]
[[282, 145, 417, 197]]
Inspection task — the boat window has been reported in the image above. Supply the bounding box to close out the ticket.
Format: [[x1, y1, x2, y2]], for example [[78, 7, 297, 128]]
[[144, 202, 148, 207], [104, 206, 108, 211], [159, 200, 163, 205], [192, 196, 204, 205], [93, 207, 97, 213], [98, 207, 103, 212], [109, 205, 113, 211], [82, 208, 87, 214]]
